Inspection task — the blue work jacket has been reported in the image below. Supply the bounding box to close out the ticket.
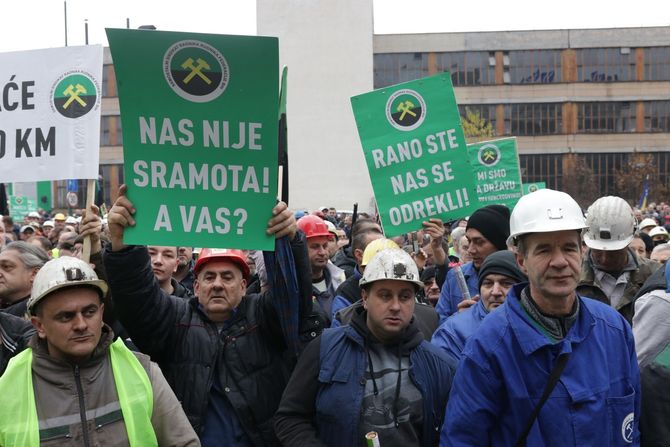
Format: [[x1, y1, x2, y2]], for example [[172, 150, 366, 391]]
[[436, 262, 479, 323], [442, 283, 641, 446], [316, 325, 453, 447], [432, 299, 488, 363]]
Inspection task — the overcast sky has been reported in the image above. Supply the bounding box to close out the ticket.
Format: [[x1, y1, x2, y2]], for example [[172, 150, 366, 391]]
[[1, 0, 669, 52]]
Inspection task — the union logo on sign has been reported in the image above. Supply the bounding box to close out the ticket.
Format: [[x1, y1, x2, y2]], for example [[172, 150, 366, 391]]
[[478, 143, 501, 167], [385, 89, 426, 131], [50, 71, 100, 119], [163, 40, 229, 103]]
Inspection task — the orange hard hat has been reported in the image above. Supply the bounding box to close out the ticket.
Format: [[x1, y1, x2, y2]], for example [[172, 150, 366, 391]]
[[297, 215, 332, 239], [194, 248, 249, 279]]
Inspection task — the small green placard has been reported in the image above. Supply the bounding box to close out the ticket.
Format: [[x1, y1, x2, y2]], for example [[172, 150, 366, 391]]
[[467, 137, 523, 209], [107, 29, 279, 250], [351, 74, 478, 237], [9, 196, 37, 222], [523, 182, 546, 194]]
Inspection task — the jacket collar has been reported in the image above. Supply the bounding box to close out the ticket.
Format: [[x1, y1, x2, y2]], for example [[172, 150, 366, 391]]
[[506, 283, 596, 356]]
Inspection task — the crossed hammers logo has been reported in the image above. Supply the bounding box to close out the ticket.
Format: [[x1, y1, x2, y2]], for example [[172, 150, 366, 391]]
[[62, 84, 87, 109], [181, 57, 212, 85]]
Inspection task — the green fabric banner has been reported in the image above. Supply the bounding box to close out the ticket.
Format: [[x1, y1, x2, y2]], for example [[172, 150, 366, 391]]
[[523, 182, 546, 194], [467, 137, 523, 209], [107, 29, 278, 250], [351, 74, 477, 237]]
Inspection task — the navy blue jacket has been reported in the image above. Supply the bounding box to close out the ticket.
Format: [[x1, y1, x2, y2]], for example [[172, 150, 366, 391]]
[[275, 311, 454, 447], [435, 262, 479, 323], [432, 299, 488, 363]]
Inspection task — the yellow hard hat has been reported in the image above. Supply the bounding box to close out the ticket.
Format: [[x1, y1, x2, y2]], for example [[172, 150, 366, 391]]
[[361, 238, 400, 267]]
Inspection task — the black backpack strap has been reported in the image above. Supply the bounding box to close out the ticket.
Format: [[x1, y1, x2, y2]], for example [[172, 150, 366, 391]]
[[513, 353, 570, 447]]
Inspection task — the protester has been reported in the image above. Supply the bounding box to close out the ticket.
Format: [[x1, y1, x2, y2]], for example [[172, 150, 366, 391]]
[[577, 196, 660, 324], [0, 311, 33, 375], [0, 256, 199, 445], [296, 215, 345, 325], [275, 248, 454, 447], [431, 250, 526, 363], [419, 265, 440, 306], [0, 241, 49, 317], [639, 218, 657, 234], [649, 226, 670, 246], [103, 185, 319, 445], [332, 217, 383, 278], [443, 189, 640, 445], [173, 245, 195, 295], [333, 238, 440, 339], [148, 245, 192, 298], [650, 243, 670, 264], [436, 205, 511, 322], [629, 232, 648, 259]]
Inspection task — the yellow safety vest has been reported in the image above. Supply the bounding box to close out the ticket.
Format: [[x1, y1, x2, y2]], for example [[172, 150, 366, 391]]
[[0, 338, 158, 446]]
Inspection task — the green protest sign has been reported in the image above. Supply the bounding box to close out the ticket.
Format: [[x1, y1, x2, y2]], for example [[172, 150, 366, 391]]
[[9, 196, 37, 222], [467, 137, 523, 208], [523, 182, 546, 194], [351, 74, 478, 237], [107, 29, 278, 250]]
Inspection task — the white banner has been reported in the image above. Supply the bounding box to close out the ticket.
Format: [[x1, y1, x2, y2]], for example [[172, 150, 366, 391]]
[[0, 45, 103, 182]]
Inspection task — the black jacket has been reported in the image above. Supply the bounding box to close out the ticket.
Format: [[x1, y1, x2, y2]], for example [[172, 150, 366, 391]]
[[332, 247, 357, 279], [0, 311, 33, 375], [103, 233, 320, 446]]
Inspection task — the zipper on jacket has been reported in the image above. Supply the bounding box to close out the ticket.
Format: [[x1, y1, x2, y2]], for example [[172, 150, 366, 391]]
[[73, 365, 92, 447]]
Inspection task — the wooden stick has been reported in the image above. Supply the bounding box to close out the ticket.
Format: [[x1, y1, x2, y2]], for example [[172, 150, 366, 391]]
[[81, 178, 96, 263]]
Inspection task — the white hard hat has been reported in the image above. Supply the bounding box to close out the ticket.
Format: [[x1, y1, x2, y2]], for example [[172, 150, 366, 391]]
[[583, 196, 635, 251], [639, 218, 658, 230], [28, 257, 108, 315], [28, 211, 40, 218], [359, 248, 423, 289], [508, 189, 586, 246], [650, 226, 669, 239], [42, 220, 55, 228], [65, 216, 77, 224]]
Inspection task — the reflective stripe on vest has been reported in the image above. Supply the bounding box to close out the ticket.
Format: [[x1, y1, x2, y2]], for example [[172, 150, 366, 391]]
[[0, 338, 157, 446]]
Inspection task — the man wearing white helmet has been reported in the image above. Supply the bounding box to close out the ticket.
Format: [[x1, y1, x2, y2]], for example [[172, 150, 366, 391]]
[[275, 248, 454, 447], [649, 226, 670, 246], [639, 218, 658, 234], [577, 196, 660, 324], [443, 189, 640, 446], [0, 256, 198, 446]]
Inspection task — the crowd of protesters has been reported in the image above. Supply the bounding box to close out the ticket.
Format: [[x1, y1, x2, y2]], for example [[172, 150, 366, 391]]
[[1, 190, 670, 445]]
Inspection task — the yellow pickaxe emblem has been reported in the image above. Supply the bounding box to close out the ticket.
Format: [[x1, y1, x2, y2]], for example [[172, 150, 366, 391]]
[[62, 84, 87, 109], [181, 58, 212, 85], [483, 150, 497, 162], [396, 100, 417, 121]]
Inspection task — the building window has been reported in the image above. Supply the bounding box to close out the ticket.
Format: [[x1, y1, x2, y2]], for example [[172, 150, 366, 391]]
[[508, 50, 562, 84], [373, 53, 429, 88], [576, 48, 636, 82], [434, 51, 495, 86], [507, 103, 562, 136], [519, 153, 563, 190], [457, 104, 498, 130], [644, 47, 670, 81], [101, 116, 111, 146], [644, 100, 670, 132], [581, 152, 628, 196], [577, 102, 636, 133]]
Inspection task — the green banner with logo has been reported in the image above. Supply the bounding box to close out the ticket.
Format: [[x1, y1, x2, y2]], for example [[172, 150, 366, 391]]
[[467, 137, 523, 208], [351, 74, 478, 237], [107, 29, 279, 250], [523, 181, 546, 194], [9, 196, 37, 222]]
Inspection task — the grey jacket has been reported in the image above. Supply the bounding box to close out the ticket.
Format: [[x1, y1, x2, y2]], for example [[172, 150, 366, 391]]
[[28, 326, 199, 446]]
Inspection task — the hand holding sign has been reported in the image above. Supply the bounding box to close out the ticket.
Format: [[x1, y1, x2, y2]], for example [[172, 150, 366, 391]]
[[108, 185, 136, 252]]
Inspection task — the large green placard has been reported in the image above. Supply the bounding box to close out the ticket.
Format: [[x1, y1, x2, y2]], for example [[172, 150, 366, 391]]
[[351, 74, 478, 237], [467, 137, 523, 208], [107, 29, 278, 250]]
